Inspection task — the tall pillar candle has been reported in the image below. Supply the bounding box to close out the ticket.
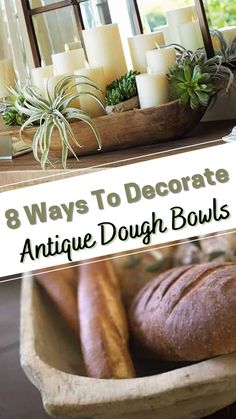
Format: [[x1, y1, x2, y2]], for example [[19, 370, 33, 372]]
[[154, 25, 172, 45], [179, 21, 204, 52], [136, 74, 169, 109], [128, 32, 165, 74], [82, 24, 127, 86], [31, 65, 54, 91], [74, 67, 106, 117], [166, 6, 197, 44], [0, 59, 16, 98], [52, 49, 86, 76], [146, 46, 176, 75]]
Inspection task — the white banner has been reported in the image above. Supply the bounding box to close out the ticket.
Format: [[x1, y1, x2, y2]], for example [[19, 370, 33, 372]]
[[1, 142, 236, 278]]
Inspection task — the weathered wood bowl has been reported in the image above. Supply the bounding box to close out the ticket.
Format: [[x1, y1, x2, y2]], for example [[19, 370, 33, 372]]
[[19, 100, 205, 159], [21, 275, 236, 419]]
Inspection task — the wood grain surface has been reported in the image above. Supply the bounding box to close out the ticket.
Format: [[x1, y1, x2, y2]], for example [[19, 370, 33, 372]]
[[0, 119, 235, 171], [0, 101, 205, 161]]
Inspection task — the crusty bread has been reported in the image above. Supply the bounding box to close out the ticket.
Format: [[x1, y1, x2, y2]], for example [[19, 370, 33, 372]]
[[78, 261, 135, 379], [113, 249, 174, 308], [129, 262, 236, 361], [35, 266, 79, 338]]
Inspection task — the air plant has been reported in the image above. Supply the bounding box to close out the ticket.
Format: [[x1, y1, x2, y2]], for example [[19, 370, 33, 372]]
[[5, 75, 105, 169], [211, 29, 236, 69], [167, 44, 235, 110]]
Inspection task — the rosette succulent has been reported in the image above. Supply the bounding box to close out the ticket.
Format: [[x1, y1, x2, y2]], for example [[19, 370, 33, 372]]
[[167, 44, 234, 111], [168, 61, 214, 110]]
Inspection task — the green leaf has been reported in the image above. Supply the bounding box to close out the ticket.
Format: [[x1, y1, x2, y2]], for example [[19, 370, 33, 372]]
[[183, 65, 192, 84]]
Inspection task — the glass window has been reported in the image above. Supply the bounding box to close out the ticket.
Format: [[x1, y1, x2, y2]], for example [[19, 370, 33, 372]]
[[136, 0, 194, 33], [29, 0, 62, 9], [32, 6, 80, 65], [205, 0, 236, 29]]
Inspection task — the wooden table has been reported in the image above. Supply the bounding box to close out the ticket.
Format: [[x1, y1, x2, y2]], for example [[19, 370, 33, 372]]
[[0, 119, 235, 172]]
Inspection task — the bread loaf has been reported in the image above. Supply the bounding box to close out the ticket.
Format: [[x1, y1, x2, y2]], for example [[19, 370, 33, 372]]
[[113, 249, 174, 307], [78, 261, 135, 378], [35, 266, 79, 338], [129, 262, 236, 361]]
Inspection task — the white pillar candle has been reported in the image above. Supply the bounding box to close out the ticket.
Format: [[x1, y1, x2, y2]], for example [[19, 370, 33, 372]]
[[166, 6, 197, 44], [82, 24, 127, 86], [65, 41, 82, 51], [74, 67, 106, 117], [43, 75, 80, 108], [0, 58, 16, 98], [136, 73, 169, 109], [219, 26, 236, 45], [153, 25, 172, 45], [146, 46, 176, 75], [52, 49, 86, 76], [128, 32, 165, 74], [166, 6, 197, 26], [179, 20, 204, 52], [31, 65, 54, 91]]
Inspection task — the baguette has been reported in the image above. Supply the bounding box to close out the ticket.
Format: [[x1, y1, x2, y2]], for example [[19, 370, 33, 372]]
[[35, 266, 79, 338], [129, 262, 236, 361], [78, 261, 135, 378]]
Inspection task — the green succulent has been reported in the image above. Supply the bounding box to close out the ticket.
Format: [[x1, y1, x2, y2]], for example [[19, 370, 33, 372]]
[[167, 44, 235, 110], [106, 70, 140, 106], [7, 76, 104, 169], [3, 107, 27, 126], [168, 61, 214, 110]]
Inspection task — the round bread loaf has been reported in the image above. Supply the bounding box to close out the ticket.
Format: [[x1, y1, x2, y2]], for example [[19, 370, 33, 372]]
[[78, 260, 135, 379], [129, 262, 236, 361]]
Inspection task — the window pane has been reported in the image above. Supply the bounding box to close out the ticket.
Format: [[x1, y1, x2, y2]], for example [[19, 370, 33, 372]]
[[205, 0, 236, 32], [29, 0, 62, 9], [32, 6, 80, 65], [136, 0, 193, 33], [80, 0, 111, 29]]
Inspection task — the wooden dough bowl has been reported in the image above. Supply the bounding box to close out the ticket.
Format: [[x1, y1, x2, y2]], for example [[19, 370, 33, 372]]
[[16, 100, 205, 159], [21, 275, 236, 419]]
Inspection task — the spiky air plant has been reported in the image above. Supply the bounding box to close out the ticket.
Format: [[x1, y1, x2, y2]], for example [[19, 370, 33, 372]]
[[211, 29, 236, 69], [167, 44, 235, 110], [6, 76, 105, 169], [106, 70, 140, 106]]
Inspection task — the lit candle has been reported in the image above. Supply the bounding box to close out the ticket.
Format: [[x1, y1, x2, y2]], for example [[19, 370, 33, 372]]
[[31, 65, 54, 91], [146, 46, 176, 75], [43, 75, 80, 108], [179, 21, 204, 52], [65, 41, 82, 51], [82, 24, 127, 85], [52, 49, 86, 76], [166, 6, 197, 44], [128, 32, 165, 74], [166, 6, 197, 25], [74, 67, 106, 117], [0, 58, 16, 98], [219, 26, 236, 45], [136, 73, 169, 109]]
